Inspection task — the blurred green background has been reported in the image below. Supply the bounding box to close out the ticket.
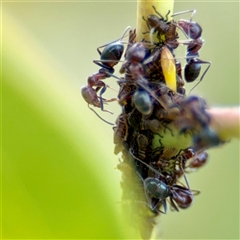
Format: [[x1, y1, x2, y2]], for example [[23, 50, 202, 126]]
[[1, 1, 239, 239]]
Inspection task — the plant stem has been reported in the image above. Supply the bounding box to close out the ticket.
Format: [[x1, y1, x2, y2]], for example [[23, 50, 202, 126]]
[[208, 107, 240, 141]]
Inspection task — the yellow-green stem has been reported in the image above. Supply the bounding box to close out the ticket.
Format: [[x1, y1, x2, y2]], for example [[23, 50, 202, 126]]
[[208, 107, 240, 141]]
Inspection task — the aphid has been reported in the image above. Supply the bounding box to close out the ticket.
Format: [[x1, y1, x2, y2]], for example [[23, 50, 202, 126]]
[[116, 158, 133, 177], [141, 118, 162, 133], [143, 6, 179, 49], [113, 113, 128, 154], [137, 133, 149, 159], [130, 150, 196, 213]]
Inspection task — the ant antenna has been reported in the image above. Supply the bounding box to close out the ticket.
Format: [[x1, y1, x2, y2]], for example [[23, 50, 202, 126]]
[[96, 26, 131, 51], [171, 9, 196, 22], [120, 26, 132, 41]]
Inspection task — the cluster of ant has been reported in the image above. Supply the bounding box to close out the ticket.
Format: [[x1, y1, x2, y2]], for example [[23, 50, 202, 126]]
[[82, 6, 221, 219]]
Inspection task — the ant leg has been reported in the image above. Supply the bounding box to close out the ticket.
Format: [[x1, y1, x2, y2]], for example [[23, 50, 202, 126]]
[[99, 84, 108, 111], [169, 197, 179, 211], [179, 163, 190, 189], [151, 198, 166, 214], [87, 105, 114, 125], [117, 78, 170, 110], [106, 85, 118, 93], [162, 199, 167, 214], [188, 60, 211, 94], [98, 85, 118, 111]]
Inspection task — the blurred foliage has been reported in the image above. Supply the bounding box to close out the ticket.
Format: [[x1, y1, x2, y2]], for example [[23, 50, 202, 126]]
[[1, 1, 239, 239]]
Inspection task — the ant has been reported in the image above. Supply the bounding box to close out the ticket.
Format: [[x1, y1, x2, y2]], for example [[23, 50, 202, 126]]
[[187, 151, 208, 171], [81, 26, 131, 123], [174, 14, 211, 91], [117, 42, 172, 114], [145, 6, 211, 92], [130, 149, 198, 214], [142, 6, 191, 93]]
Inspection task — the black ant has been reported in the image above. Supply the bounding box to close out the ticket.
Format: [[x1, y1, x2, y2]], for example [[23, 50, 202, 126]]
[[175, 15, 211, 92], [81, 26, 131, 124], [130, 149, 198, 214]]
